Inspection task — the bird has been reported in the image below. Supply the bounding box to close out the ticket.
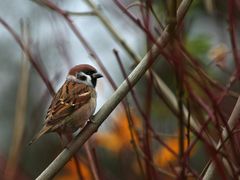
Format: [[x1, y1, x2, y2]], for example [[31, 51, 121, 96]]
[[29, 64, 103, 145]]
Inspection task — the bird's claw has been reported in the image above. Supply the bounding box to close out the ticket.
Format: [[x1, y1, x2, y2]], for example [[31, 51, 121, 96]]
[[89, 115, 96, 124]]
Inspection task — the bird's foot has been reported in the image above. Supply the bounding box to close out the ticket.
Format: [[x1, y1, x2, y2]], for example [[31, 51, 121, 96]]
[[89, 115, 96, 124]]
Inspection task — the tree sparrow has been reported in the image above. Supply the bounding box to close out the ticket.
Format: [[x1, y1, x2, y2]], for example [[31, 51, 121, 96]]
[[29, 64, 103, 145]]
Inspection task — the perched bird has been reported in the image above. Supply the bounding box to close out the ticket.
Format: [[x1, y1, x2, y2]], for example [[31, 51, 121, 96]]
[[29, 64, 103, 145]]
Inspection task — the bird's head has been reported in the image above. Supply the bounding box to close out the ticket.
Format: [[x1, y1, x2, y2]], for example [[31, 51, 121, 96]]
[[67, 64, 103, 87]]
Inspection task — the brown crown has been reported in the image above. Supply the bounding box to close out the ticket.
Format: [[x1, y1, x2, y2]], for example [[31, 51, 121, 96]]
[[68, 64, 97, 75]]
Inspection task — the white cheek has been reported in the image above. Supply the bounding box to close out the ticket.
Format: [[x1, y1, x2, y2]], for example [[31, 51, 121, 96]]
[[86, 76, 93, 86]]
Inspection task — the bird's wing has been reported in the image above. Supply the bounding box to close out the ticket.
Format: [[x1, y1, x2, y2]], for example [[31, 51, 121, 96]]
[[45, 81, 92, 126]]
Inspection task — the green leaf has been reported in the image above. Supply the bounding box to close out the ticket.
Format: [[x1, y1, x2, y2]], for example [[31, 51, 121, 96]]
[[185, 34, 211, 59]]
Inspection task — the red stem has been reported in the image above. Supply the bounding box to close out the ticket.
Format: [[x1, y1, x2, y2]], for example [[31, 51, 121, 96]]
[[228, 0, 240, 77], [0, 17, 55, 96]]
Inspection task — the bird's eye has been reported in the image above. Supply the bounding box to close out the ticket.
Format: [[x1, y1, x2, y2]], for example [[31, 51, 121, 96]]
[[76, 73, 87, 81]]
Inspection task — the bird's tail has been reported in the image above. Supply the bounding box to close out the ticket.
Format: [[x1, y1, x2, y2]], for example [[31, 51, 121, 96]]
[[29, 126, 51, 145]]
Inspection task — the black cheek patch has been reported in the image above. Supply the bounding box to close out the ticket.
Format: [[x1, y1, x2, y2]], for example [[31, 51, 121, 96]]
[[77, 73, 87, 81], [91, 78, 97, 87]]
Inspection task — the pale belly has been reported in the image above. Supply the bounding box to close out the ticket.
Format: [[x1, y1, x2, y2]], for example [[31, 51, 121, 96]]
[[65, 97, 96, 132]]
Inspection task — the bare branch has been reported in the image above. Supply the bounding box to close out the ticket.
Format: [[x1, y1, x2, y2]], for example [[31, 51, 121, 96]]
[[203, 96, 240, 179], [35, 0, 193, 179]]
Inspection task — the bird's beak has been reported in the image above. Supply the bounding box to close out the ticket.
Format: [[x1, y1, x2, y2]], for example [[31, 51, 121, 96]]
[[92, 72, 103, 79]]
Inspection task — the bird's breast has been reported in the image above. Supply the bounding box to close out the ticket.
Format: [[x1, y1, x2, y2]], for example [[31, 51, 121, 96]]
[[67, 95, 97, 131]]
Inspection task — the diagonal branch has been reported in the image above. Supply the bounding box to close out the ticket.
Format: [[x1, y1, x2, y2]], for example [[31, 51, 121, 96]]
[[36, 32, 166, 180], [35, 0, 192, 179], [86, 0, 199, 132]]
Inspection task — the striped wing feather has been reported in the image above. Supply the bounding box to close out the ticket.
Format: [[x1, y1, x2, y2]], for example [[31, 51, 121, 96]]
[[45, 81, 92, 126]]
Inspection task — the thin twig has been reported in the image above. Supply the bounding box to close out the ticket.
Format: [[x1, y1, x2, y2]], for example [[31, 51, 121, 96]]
[[123, 101, 145, 178], [73, 155, 84, 180], [4, 20, 30, 180], [84, 141, 101, 180], [113, 49, 145, 177], [0, 17, 55, 96], [202, 95, 240, 179], [85, 0, 140, 64], [66, 11, 96, 16], [228, 0, 240, 74]]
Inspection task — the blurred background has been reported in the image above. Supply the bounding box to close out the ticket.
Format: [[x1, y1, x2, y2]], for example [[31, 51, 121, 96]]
[[0, 0, 240, 179]]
